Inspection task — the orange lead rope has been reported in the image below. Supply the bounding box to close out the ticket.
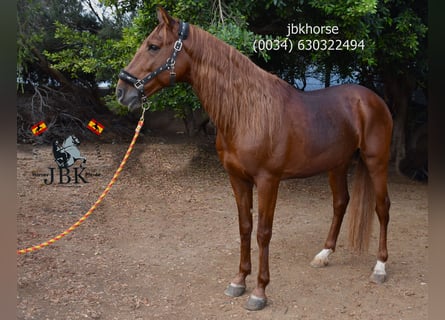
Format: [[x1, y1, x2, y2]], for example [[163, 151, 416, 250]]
[[17, 104, 150, 255]]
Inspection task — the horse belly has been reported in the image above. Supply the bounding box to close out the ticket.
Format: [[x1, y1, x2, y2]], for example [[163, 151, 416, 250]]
[[281, 149, 354, 179], [280, 124, 359, 178]]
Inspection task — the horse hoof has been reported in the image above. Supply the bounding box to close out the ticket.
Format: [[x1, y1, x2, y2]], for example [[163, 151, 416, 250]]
[[245, 294, 267, 311], [370, 272, 387, 284], [310, 256, 329, 268], [310, 248, 333, 268], [224, 283, 246, 297], [370, 261, 387, 284]]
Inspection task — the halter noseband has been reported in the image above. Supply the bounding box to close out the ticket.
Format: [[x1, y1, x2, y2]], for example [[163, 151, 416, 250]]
[[118, 21, 189, 100]]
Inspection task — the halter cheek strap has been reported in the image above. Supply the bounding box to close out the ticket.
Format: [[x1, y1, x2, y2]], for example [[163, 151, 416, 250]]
[[118, 21, 190, 98]]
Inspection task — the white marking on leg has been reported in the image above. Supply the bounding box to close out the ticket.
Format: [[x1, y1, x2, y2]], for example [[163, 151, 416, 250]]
[[310, 248, 333, 267], [373, 260, 386, 275], [249, 294, 264, 301], [230, 282, 246, 288], [317, 248, 333, 260], [370, 260, 387, 283]]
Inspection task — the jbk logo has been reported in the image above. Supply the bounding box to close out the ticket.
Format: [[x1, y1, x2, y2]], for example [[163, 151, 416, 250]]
[[37, 135, 91, 185], [43, 167, 89, 185], [52, 135, 86, 168]]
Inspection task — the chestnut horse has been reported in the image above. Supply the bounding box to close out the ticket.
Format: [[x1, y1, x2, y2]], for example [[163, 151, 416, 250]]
[[116, 7, 392, 311]]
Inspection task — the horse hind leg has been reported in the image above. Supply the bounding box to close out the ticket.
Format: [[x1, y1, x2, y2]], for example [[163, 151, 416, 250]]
[[366, 158, 390, 284], [311, 165, 349, 268], [356, 150, 390, 284]]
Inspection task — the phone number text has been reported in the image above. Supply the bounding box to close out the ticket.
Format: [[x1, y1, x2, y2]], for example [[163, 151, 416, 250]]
[[252, 38, 365, 53]]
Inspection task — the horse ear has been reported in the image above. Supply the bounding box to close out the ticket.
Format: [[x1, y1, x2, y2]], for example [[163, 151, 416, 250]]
[[157, 6, 175, 27]]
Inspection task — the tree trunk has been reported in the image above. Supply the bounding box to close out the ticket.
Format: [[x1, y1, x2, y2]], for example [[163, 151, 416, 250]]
[[324, 63, 332, 88], [383, 73, 416, 174]]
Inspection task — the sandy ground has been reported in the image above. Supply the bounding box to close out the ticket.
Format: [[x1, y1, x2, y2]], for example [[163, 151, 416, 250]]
[[17, 136, 427, 319]]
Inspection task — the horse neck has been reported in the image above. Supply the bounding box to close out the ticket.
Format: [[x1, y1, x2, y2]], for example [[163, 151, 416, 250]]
[[185, 26, 283, 140], [63, 138, 73, 147]]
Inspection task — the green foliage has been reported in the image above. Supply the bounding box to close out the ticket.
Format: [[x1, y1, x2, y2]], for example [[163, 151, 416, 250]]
[[208, 22, 270, 61], [301, 0, 427, 86], [44, 22, 98, 79], [17, 0, 47, 86], [309, 0, 377, 17], [376, 6, 427, 63], [305, 0, 378, 73], [147, 83, 201, 118]]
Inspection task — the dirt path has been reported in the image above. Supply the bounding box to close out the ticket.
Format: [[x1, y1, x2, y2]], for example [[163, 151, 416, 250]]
[[17, 137, 427, 319]]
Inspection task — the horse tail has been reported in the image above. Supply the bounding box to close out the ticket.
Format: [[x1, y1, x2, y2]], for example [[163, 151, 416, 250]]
[[347, 155, 375, 254]]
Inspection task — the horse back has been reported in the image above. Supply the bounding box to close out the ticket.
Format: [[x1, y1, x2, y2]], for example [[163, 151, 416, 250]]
[[277, 84, 392, 177]]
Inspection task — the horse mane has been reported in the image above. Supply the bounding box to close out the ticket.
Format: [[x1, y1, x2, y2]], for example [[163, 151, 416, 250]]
[[185, 25, 289, 142]]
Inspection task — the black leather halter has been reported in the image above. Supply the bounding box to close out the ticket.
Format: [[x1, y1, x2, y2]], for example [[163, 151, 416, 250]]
[[118, 21, 189, 99]]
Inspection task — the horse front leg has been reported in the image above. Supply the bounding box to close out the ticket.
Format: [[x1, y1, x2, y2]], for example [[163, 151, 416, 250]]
[[224, 175, 253, 298], [245, 176, 280, 311]]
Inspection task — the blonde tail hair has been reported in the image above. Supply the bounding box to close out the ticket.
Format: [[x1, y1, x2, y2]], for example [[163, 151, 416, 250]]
[[348, 157, 375, 253]]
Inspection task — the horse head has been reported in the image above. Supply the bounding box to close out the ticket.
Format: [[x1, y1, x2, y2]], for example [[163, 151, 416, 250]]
[[71, 135, 80, 145], [116, 7, 191, 111], [62, 135, 79, 148]]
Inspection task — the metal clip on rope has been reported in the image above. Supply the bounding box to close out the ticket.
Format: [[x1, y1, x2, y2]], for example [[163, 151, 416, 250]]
[[140, 99, 151, 121]]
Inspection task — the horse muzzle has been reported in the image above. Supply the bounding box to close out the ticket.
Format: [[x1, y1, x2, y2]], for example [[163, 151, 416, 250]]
[[116, 85, 141, 111]]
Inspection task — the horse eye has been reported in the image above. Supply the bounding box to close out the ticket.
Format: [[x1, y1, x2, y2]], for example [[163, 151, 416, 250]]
[[148, 44, 160, 52]]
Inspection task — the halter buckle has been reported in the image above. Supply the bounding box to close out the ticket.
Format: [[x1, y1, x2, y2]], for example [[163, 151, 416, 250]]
[[167, 57, 176, 68], [174, 40, 183, 52], [134, 80, 144, 91]]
